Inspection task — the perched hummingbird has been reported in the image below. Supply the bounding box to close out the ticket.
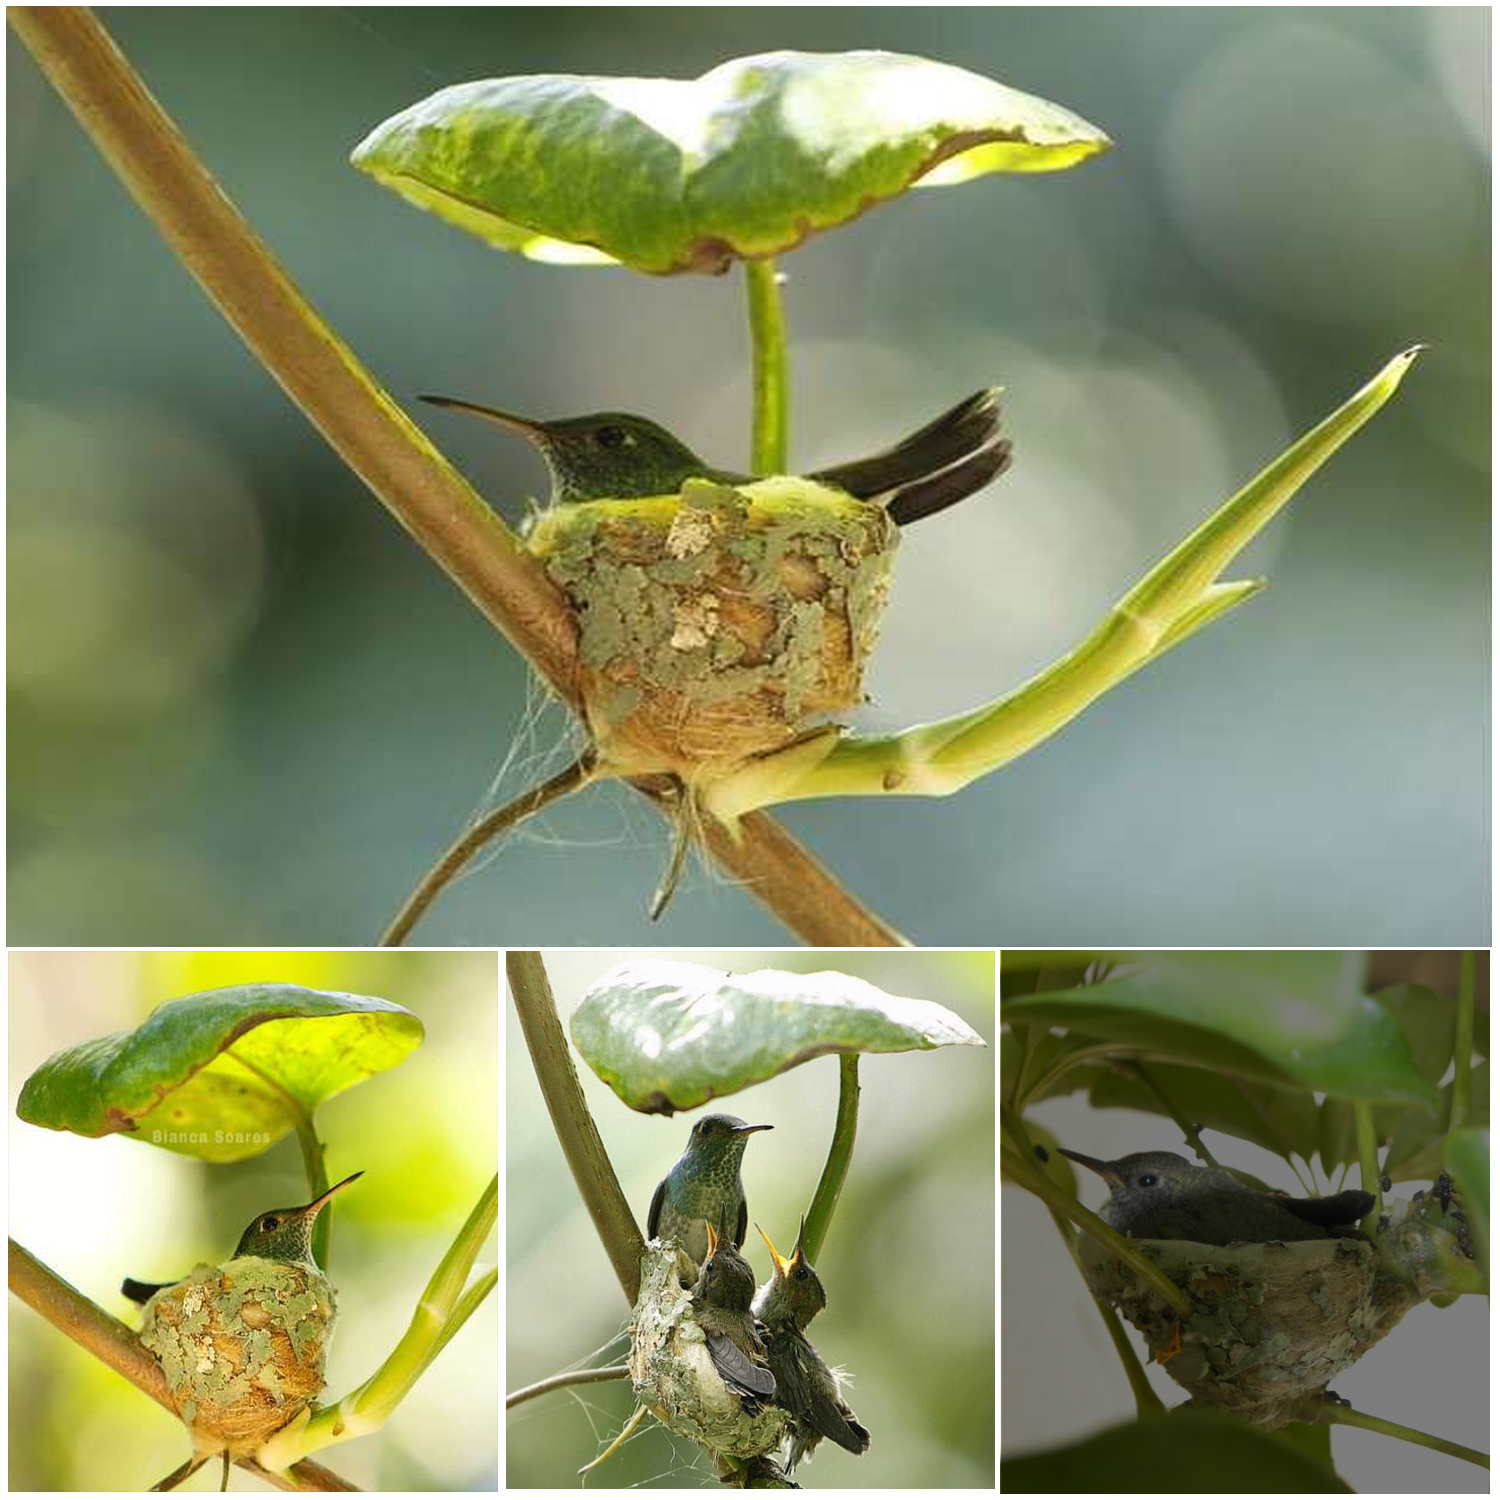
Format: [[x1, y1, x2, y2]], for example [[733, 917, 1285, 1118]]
[[1059, 1149, 1374, 1246], [647, 1113, 773, 1268], [753, 1219, 870, 1473], [420, 386, 1010, 526], [121, 1171, 365, 1304], [693, 1208, 777, 1411]]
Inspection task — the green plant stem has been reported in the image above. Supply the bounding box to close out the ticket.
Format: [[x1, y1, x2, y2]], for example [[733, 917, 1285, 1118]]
[[1354, 1103, 1381, 1234], [1451, 952, 1475, 1131], [506, 1364, 630, 1409], [745, 257, 789, 474], [801, 1055, 859, 1265], [1000, 1110, 1163, 1416], [9, 5, 902, 955], [506, 952, 645, 1303], [1322, 1403, 1489, 1468], [380, 752, 599, 946], [1000, 1146, 1191, 1316], [706, 347, 1422, 821], [7, 1240, 352, 1491], [1130, 1062, 1222, 1168], [262, 1177, 498, 1469]]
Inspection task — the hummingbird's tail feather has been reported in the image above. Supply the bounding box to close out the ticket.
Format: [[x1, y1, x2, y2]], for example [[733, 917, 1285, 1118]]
[[809, 387, 1005, 513], [121, 1276, 174, 1305], [884, 437, 1012, 527]]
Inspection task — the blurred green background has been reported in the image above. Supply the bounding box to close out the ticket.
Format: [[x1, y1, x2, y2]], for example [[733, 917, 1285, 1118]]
[[7, 949, 498, 1491], [8, 8, 1489, 946], [506, 947, 995, 1486]]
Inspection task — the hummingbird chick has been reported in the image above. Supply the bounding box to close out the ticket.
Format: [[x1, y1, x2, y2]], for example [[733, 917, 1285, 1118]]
[[753, 1220, 870, 1474], [420, 386, 1010, 526], [648, 1113, 773, 1269], [692, 1209, 777, 1412], [1059, 1149, 1374, 1246]]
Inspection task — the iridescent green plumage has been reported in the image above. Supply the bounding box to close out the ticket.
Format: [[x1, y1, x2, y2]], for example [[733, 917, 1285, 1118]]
[[647, 1113, 772, 1268], [420, 387, 1010, 525]]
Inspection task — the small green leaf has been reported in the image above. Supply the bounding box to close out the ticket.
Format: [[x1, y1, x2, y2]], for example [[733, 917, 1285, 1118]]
[[570, 960, 985, 1113], [351, 50, 1109, 275], [1004, 955, 1437, 1109], [16, 985, 424, 1161]]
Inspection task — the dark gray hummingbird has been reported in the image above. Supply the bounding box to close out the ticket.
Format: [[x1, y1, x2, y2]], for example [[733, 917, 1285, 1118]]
[[120, 1172, 364, 1304], [647, 1113, 773, 1268], [753, 1219, 870, 1473], [420, 387, 1010, 526], [692, 1207, 777, 1412], [1059, 1149, 1374, 1246]]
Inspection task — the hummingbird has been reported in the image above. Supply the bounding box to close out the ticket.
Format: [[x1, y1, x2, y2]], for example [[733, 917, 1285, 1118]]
[[647, 1113, 773, 1268], [121, 1172, 365, 1304], [692, 1208, 777, 1411], [419, 386, 1010, 526], [1058, 1149, 1375, 1246], [753, 1219, 870, 1473]]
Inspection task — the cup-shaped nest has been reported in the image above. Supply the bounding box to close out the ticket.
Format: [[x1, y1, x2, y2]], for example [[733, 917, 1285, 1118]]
[[528, 478, 898, 780], [1078, 1234, 1416, 1427], [139, 1257, 336, 1455], [629, 1242, 787, 1461]]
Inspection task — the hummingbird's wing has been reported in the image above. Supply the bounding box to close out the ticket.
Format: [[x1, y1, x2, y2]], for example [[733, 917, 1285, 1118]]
[[121, 1277, 174, 1305], [704, 1332, 777, 1399], [778, 1330, 871, 1455], [646, 1178, 665, 1242], [884, 439, 1012, 527], [809, 388, 1010, 525], [735, 1195, 748, 1252], [1277, 1189, 1376, 1229]]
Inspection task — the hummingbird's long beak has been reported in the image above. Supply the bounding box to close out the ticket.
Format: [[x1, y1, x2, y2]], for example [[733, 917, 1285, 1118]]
[[732, 1123, 774, 1136], [418, 393, 546, 439], [755, 1222, 793, 1277], [1057, 1149, 1122, 1186], [298, 1170, 365, 1219]]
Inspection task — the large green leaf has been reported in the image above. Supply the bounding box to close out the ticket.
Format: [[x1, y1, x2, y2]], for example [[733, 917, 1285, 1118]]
[[570, 960, 985, 1113], [1003, 955, 1437, 1109], [17, 985, 424, 1161], [351, 50, 1109, 275], [1003, 1407, 1352, 1493]]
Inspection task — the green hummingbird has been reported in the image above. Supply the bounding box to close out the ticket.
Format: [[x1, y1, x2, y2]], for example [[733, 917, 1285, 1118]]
[[753, 1219, 870, 1473], [692, 1208, 777, 1411], [120, 1171, 365, 1304], [1058, 1149, 1374, 1246], [419, 386, 1010, 526], [647, 1113, 773, 1268]]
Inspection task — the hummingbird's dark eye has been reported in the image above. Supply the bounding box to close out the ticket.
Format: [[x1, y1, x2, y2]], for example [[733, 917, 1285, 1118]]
[[262, 1215, 281, 1230], [794, 1267, 810, 1280], [595, 424, 631, 450], [1138, 1175, 1157, 1188]]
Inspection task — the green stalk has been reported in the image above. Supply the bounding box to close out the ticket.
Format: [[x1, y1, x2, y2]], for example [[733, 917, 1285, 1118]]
[[295, 1120, 333, 1269], [801, 1055, 859, 1265], [1323, 1403, 1489, 1468], [1354, 1102, 1381, 1234], [1001, 1145, 1191, 1316], [1451, 951, 1475, 1131], [259, 1176, 497, 1470], [706, 348, 1422, 822], [745, 256, 789, 475]]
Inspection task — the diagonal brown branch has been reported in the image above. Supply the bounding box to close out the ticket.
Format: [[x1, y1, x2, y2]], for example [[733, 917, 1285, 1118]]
[[9, 5, 900, 949], [8, 1239, 357, 1491]]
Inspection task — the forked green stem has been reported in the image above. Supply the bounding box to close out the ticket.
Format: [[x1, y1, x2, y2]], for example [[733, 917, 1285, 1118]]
[[745, 257, 789, 474], [1323, 1403, 1489, 1468], [707, 348, 1423, 822]]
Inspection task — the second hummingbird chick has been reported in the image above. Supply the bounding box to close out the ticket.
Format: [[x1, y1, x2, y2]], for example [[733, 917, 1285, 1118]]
[[692, 1209, 776, 1412], [753, 1220, 870, 1474]]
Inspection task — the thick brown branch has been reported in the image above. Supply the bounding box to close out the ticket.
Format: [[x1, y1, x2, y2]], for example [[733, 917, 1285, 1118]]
[[8, 1239, 357, 1491], [506, 952, 646, 1303]]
